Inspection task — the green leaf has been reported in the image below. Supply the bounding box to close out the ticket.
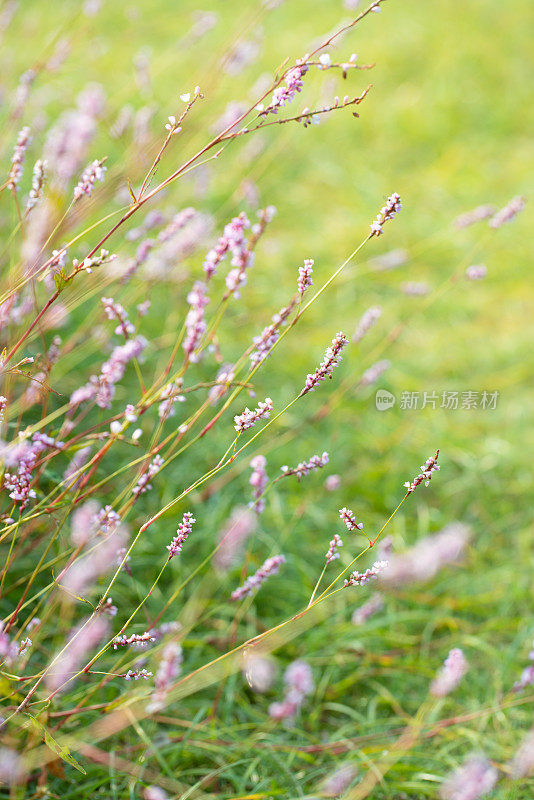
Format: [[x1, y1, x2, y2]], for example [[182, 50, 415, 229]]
[[25, 714, 86, 774]]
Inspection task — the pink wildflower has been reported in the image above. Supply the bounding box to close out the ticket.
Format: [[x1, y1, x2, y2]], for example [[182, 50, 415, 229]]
[[370, 192, 402, 236], [301, 332, 348, 395], [231, 554, 285, 601], [431, 648, 468, 697], [339, 507, 364, 531], [132, 454, 164, 497], [510, 729, 534, 778], [297, 258, 314, 294], [167, 512, 196, 559], [73, 158, 106, 199], [465, 264, 487, 280], [45, 615, 109, 693], [352, 593, 384, 625], [353, 306, 381, 343], [325, 533, 343, 564], [112, 631, 156, 649], [280, 451, 328, 481], [489, 195, 526, 228], [439, 754, 497, 800], [26, 159, 46, 210], [249, 298, 296, 366], [234, 397, 273, 433], [249, 455, 268, 514], [344, 560, 389, 587], [203, 211, 250, 280], [379, 522, 470, 586], [183, 281, 209, 362], [404, 450, 440, 494], [454, 205, 496, 229], [7, 126, 31, 191], [101, 296, 135, 337], [214, 506, 257, 571]]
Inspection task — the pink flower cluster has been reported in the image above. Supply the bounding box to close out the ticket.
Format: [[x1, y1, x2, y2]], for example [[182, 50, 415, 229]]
[[344, 560, 389, 587], [360, 358, 391, 387], [73, 158, 106, 199], [124, 668, 152, 681], [268, 659, 314, 721], [214, 506, 257, 571], [7, 126, 31, 191], [26, 159, 46, 210], [489, 195, 525, 229], [62, 524, 127, 596], [325, 533, 343, 564], [510, 729, 534, 778], [430, 648, 468, 697], [439, 754, 497, 800], [101, 296, 135, 338], [379, 522, 470, 586], [132, 454, 164, 498], [249, 455, 268, 514], [70, 335, 147, 409], [352, 593, 384, 625], [513, 640, 534, 692], [242, 651, 276, 693], [454, 204, 496, 229], [280, 451, 329, 481], [465, 264, 487, 281], [301, 332, 348, 395], [158, 379, 185, 419], [231, 554, 285, 601], [183, 281, 208, 361], [0, 622, 29, 666], [167, 512, 196, 559], [249, 299, 296, 366], [147, 641, 183, 713], [370, 192, 402, 236], [234, 397, 273, 433], [44, 83, 104, 187], [339, 507, 364, 531], [45, 616, 109, 693], [297, 258, 314, 294], [3, 432, 63, 509], [263, 62, 308, 115], [353, 305, 381, 343], [203, 211, 250, 280], [112, 631, 156, 649], [404, 450, 440, 494]]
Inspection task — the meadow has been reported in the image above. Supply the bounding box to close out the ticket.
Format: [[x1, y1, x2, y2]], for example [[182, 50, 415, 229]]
[[0, 0, 532, 798]]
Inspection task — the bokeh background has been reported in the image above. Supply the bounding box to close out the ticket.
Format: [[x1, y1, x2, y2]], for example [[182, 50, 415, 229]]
[[1, 0, 533, 796]]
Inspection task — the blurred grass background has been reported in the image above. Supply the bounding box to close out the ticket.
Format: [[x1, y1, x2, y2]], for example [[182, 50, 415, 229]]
[[2, 0, 533, 796]]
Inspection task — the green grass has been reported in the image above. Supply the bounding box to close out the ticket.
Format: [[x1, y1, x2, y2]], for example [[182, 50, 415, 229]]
[[1, 0, 533, 797]]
